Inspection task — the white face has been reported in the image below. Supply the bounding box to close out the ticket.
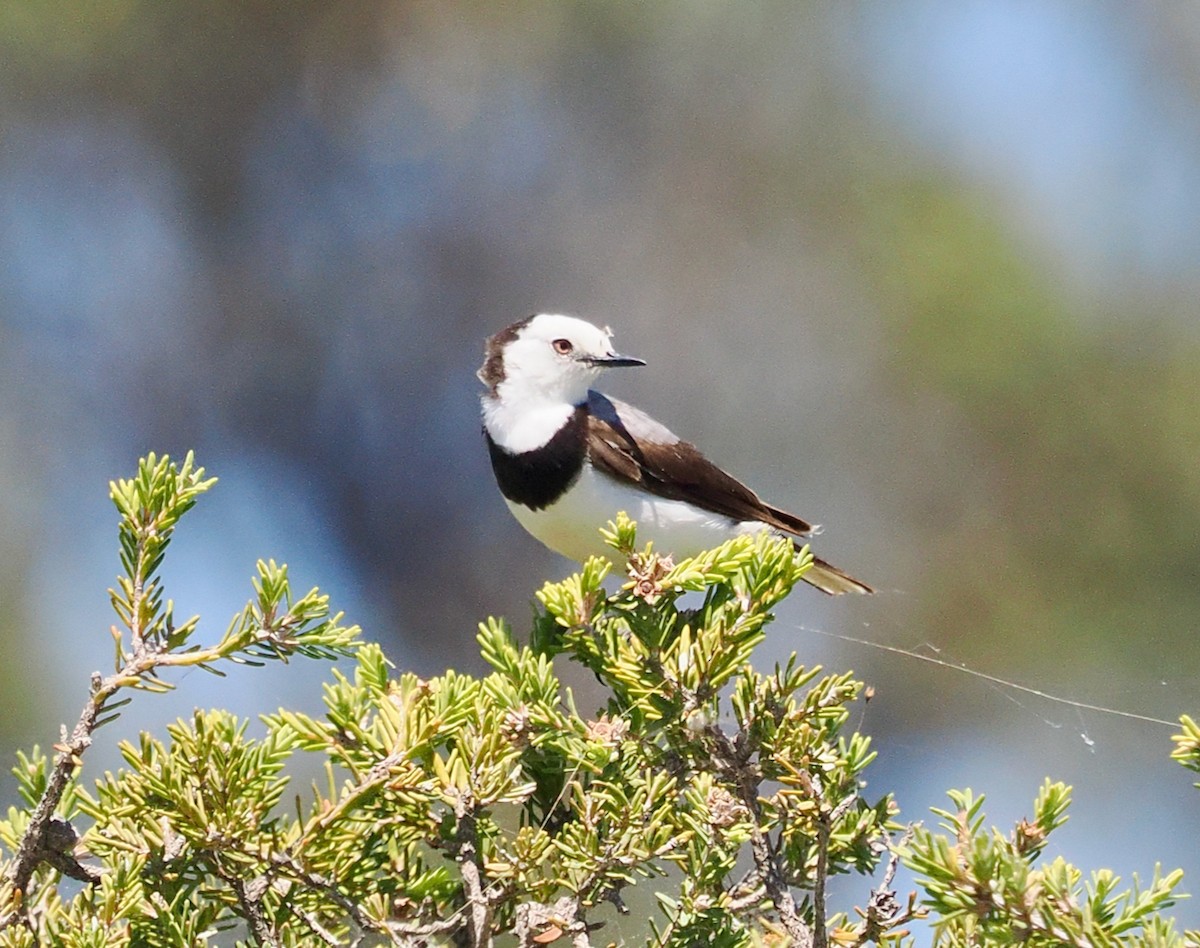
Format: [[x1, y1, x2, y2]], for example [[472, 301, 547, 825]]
[[482, 313, 643, 452], [501, 314, 629, 406]]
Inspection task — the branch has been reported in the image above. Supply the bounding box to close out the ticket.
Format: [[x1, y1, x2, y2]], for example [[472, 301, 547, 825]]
[[454, 792, 493, 948], [848, 831, 923, 947], [514, 896, 592, 948], [3, 627, 267, 907], [705, 724, 814, 947], [229, 875, 281, 948], [5, 455, 216, 914], [7, 666, 132, 898], [810, 777, 857, 948], [268, 851, 463, 947], [288, 903, 342, 947]]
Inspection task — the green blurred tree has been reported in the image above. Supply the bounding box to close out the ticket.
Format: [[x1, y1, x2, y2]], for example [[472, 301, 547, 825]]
[[855, 177, 1200, 697]]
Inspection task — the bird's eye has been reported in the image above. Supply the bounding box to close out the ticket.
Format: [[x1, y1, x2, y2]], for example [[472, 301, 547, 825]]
[[552, 338, 574, 355]]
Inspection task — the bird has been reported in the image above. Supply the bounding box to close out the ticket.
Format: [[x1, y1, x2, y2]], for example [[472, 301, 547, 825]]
[[478, 313, 872, 595]]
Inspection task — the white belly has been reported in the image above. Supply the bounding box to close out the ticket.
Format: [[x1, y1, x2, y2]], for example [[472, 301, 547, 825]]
[[506, 463, 769, 562]]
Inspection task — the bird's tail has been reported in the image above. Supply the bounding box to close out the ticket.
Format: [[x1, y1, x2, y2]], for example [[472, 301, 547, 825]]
[[800, 554, 874, 595]]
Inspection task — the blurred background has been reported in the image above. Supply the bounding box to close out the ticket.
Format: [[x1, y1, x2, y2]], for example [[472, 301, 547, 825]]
[[2, 0, 1199, 937]]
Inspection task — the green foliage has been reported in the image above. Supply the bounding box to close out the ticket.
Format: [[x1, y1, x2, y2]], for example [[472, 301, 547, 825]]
[[0, 457, 1195, 947], [906, 783, 1189, 947], [106, 452, 360, 686], [109, 451, 216, 655], [0, 453, 361, 940], [1171, 715, 1200, 785]]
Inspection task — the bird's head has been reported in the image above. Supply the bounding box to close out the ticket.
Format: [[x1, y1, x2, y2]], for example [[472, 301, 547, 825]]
[[479, 313, 644, 406]]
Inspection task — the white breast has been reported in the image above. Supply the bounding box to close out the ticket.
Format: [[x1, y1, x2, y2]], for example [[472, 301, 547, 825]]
[[506, 463, 770, 562]]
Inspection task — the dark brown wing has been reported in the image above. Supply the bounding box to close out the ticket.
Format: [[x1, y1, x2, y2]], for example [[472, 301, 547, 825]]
[[585, 391, 817, 537], [586, 392, 873, 595]]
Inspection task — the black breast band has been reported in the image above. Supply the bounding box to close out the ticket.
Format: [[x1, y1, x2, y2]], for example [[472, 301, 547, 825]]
[[485, 405, 588, 510]]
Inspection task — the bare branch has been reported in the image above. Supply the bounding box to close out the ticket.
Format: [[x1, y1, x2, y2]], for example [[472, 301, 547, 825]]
[[454, 792, 493, 948], [514, 896, 592, 948], [230, 875, 281, 948], [706, 723, 814, 948]]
